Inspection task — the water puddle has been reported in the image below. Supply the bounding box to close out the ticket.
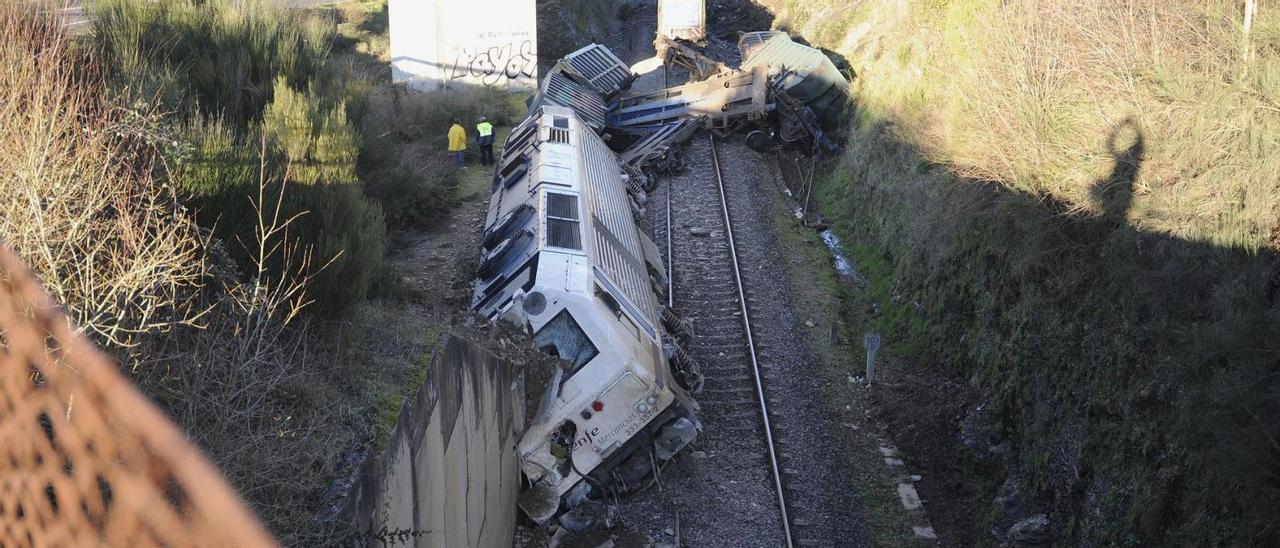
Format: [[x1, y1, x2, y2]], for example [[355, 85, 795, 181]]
[[819, 229, 858, 279]]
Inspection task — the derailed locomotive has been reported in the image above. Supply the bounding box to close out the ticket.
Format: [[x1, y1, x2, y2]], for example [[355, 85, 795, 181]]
[[472, 28, 849, 529], [470, 105, 698, 526]]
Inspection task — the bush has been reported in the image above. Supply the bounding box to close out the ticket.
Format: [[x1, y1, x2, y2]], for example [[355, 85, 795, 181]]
[[262, 79, 386, 316], [759, 0, 1280, 543], [94, 0, 387, 317], [0, 5, 206, 348], [352, 83, 523, 227], [2, 11, 361, 543], [91, 0, 335, 126], [179, 79, 386, 317]]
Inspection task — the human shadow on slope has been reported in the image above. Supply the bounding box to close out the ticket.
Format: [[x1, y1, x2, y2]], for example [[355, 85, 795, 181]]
[[1088, 117, 1144, 223]]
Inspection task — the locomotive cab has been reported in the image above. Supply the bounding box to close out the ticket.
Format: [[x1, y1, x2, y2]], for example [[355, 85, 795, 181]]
[[471, 106, 698, 525]]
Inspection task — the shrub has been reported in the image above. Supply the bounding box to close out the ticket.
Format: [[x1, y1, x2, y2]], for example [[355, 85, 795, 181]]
[[352, 83, 522, 227], [261, 79, 387, 316], [1, 7, 390, 544], [760, 0, 1280, 543], [94, 0, 388, 318], [176, 116, 264, 234], [0, 5, 205, 348], [178, 79, 386, 317], [90, 0, 335, 126]]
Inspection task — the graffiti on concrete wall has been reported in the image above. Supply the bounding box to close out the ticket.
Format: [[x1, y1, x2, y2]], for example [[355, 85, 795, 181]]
[[389, 0, 539, 92], [447, 35, 537, 87], [338, 336, 525, 547]]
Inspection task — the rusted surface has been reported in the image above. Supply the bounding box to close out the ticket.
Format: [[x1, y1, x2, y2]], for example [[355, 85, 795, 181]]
[[0, 244, 276, 547]]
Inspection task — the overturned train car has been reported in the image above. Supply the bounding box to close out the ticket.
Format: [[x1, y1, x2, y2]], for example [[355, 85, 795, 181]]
[[471, 105, 699, 525], [612, 31, 850, 153], [472, 31, 850, 529]]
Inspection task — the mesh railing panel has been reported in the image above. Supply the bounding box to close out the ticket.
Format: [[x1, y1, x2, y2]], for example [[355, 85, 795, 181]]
[[0, 244, 276, 547]]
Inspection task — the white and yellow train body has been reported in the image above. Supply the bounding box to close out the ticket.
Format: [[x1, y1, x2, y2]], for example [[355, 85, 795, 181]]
[[471, 105, 698, 523]]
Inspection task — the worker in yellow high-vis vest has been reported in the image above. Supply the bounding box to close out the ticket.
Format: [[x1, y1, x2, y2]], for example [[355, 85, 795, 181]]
[[448, 118, 467, 168], [476, 116, 495, 166]]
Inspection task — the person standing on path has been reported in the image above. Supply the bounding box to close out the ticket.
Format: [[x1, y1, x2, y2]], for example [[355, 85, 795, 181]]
[[475, 116, 495, 167], [448, 118, 467, 168]]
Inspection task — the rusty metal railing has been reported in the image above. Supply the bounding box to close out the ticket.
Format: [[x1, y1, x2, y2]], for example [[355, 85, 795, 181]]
[[0, 244, 276, 547]]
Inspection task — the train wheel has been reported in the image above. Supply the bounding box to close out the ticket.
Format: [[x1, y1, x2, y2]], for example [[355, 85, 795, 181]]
[[746, 129, 773, 152]]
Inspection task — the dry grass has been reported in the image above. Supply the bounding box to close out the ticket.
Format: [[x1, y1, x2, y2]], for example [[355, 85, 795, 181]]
[[0, 8, 369, 544], [781, 0, 1280, 251], [928, 1, 1277, 251], [90, 0, 335, 126], [0, 5, 206, 348]]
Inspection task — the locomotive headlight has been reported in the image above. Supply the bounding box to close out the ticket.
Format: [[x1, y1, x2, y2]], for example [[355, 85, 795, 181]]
[[523, 291, 547, 315], [646, 395, 658, 405], [636, 402, 650, 413]]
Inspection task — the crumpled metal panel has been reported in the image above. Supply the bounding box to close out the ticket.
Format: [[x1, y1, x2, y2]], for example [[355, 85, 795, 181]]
[[618, 118, 700, 171], [739, 32, 848, 104], [737, 31, 780, 63]]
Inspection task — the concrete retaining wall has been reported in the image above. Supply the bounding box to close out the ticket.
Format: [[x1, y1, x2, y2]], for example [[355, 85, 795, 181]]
[[388, 0, 538, 91], [343, 336, 524, 547]]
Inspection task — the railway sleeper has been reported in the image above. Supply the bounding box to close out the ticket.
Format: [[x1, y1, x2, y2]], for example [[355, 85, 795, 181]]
[[702, 385, 755, 395]]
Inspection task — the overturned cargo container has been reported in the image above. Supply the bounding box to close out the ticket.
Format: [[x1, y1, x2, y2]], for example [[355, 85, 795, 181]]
[[658, 0, 707, 43], [739, 32, 849, 129]]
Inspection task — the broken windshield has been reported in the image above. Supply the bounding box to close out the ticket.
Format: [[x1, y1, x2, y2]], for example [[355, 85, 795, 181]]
[[532, 309, 598, 370]]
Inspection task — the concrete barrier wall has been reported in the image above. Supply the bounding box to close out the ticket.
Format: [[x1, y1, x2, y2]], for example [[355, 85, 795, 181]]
[[343, 336, 524, 547]]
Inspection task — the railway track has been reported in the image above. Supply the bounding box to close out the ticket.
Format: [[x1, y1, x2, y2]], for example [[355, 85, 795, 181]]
[[654, 134, 815, 546], [709, 133, 793, 548], [647, 131, 863, 547]]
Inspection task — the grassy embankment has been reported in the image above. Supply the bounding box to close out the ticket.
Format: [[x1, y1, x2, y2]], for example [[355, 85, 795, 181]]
[[764, 170, 928, 546], [758, 0, 1280, 544], [2, 1, 522, 543]]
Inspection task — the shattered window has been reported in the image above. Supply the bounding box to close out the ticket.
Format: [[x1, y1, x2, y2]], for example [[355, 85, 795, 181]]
[[533, 309, 598, 370]]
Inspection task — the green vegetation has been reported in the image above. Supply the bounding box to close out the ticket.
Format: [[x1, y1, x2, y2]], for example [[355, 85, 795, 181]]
[[759, 0, 1280, 543], [328, 0, 525, 227], [3, 0, 524, 543], [355, 84, 524, 225], [92, 0, 334, 125], [768, 185, 925, 547], [1, 6, 366, 544], [91, 0, 386, 317], [537, 0, 616, 62]]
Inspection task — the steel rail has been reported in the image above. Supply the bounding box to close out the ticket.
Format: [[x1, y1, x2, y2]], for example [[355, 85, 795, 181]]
[[708, 134, 794, 548], [666, 175, 674, 308]]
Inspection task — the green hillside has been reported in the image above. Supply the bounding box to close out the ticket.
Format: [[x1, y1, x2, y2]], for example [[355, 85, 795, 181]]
[[761, 0, 1280, 543]]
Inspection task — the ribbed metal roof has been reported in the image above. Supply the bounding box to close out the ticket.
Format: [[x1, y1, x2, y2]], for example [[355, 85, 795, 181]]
[[532, 72, 610, 130], [562, 44, 633, 97], [579, 128, 660, 330], [737, 31, 780, 63]]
